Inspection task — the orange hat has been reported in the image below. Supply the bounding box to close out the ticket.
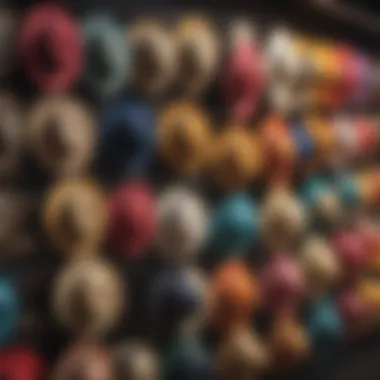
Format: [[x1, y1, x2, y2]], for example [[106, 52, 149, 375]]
[[356, 278, 380, 328], [304, 115, 335, 168], [260, 115, 294, 185], [209, 259, 259, 333]]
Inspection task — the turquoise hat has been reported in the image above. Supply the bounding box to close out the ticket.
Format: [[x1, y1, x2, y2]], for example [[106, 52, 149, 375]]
[[335, 174, 359, 206], [0, 276, 19, 347], [207, 194, 258, 256], [301, 176, 330, 206], [82, 14, 131, 101], [306, 295, 343, 362]]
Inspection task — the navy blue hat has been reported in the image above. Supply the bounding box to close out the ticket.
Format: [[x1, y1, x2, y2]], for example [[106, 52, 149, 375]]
[[149, 267, 206, 336], [96, 98, 156, 184], [291, 123, 315, 160]]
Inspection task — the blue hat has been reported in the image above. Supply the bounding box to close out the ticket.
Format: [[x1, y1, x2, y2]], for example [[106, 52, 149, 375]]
[[149, 268, 205, 334], [96, 98, 156, 183], [291, 122, 315, 160]]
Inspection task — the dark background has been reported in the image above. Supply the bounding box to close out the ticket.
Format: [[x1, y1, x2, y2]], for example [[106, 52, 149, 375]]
[[5, 0, 380, 379], [344, 0, 380, 13]]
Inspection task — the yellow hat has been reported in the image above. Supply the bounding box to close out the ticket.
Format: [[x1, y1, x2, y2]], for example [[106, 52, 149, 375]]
[[158, 101, 212, 176], [208, 127, 262, 191]]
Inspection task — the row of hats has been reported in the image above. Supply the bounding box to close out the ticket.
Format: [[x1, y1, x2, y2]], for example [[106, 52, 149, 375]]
[[266, 28, 380, 113], [0, 175, 377, 336], [0, 4, 376, 120], [160, 111, 380, 189], [3, 92, 380, 191], [0, 150, 379, 263], [37, 170, 380, 260], [0, 343, 160, 380], [1, 155, 380, 371], [3, 217, 380, 379]]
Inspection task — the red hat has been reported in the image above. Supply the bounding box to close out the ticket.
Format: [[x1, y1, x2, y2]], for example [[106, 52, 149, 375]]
[[108, 181, 157, 259], [330, 229, 369, 279], [0, 347, 44, 380], [18, 4, 83, 92], [221, 26, 264, 123], [260, 254, 305, 312]]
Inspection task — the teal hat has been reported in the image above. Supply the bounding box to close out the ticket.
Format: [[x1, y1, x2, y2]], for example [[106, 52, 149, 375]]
[[335, 174, 359, 206], [0, 276, 19, 347], [82, 14, 131, 101], [207, 194, 258, 257], [301, 176, 330, 206], [306, 295, 343, 362]]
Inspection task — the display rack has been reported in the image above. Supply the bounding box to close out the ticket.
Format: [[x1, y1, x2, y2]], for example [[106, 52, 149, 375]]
[[3, 1, 380, 380]]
